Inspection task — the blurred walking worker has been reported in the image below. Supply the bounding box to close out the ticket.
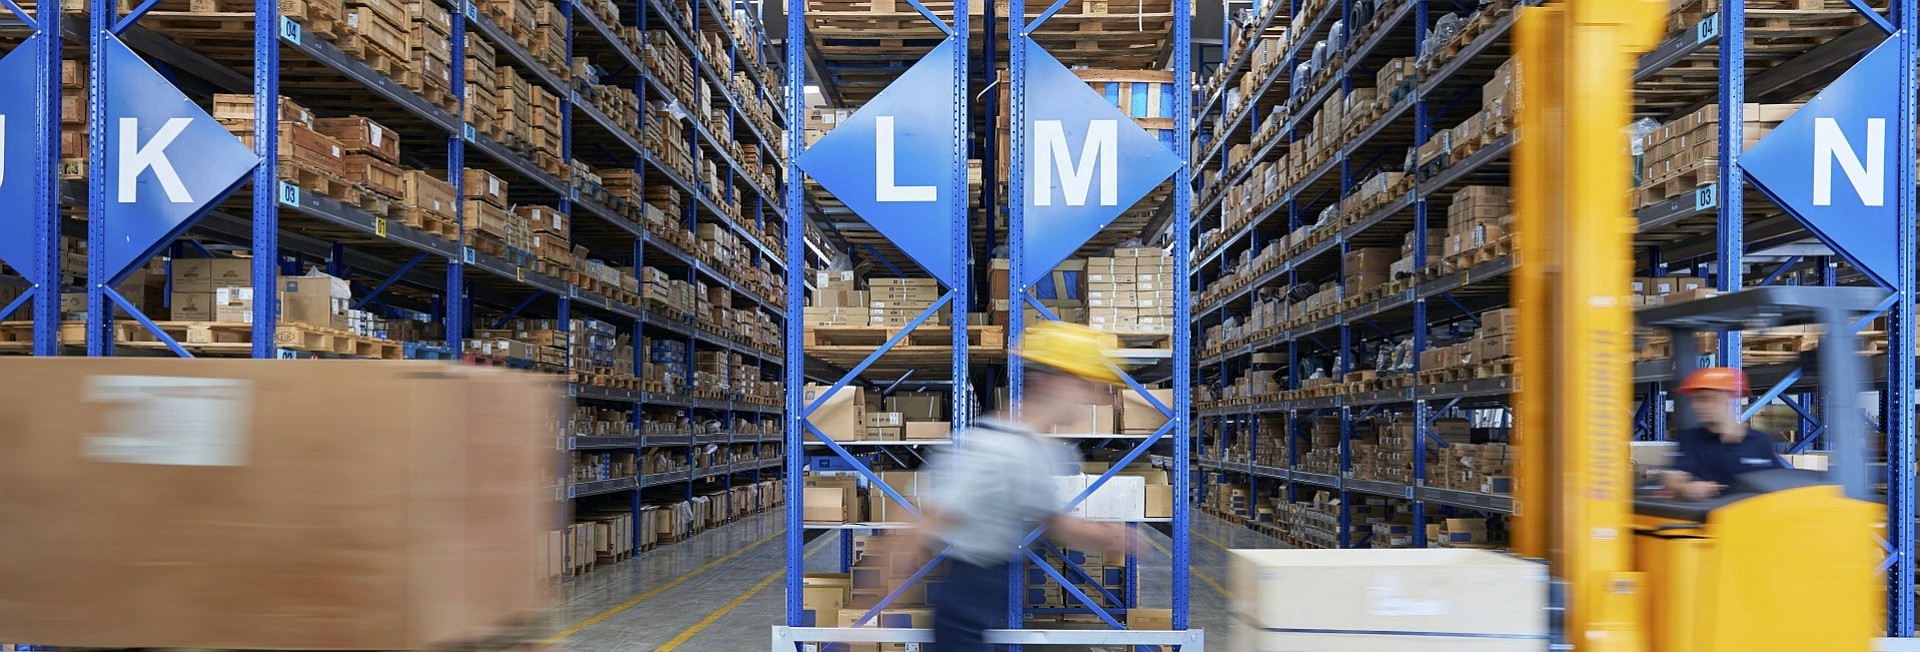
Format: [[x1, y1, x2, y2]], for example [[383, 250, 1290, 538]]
[[915, 321, 1135, 652]]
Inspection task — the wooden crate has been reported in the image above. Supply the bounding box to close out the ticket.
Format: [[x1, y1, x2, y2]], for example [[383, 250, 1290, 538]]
[[344, 154, 406, 198], [314, 116, 401, 163]]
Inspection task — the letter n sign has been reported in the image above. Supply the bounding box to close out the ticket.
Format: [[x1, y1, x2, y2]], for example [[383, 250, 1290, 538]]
[[99, 35, 259, 284], [1742, 34, 1904, 288], [1016, 40, 1182, 287]]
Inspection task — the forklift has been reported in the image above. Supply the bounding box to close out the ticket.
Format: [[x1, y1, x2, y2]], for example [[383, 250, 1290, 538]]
[[1511, 2, 1887, 650]]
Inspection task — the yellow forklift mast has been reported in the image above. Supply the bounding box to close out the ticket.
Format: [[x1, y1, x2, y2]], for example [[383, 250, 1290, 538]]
[[1512, 2, 1884, 650]]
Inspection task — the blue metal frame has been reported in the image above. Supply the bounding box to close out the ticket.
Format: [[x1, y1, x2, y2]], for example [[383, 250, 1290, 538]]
[[1890, 0, 1917, 634]]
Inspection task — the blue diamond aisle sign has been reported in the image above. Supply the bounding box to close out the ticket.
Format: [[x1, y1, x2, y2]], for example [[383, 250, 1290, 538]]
[[0, 36, 46, 284], [1017, 40, 1182, 287], [1740, 33, 1903, 288], [798, 40, 960, 286], [102, 34, 260, 284]]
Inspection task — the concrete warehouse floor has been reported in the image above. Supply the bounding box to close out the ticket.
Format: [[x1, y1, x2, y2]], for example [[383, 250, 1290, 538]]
[[543, 510, 1278, 650]]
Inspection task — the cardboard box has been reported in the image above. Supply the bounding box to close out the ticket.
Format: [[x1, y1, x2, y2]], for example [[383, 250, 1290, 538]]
[[1120, 388, 1175, 433], [1230, 548, 1547, 645], [214, 287, 254, 323], [1130, 608, 1174, 631], [170, 291, 214, 321], [1144, 484, 1173, 519], [903, 421, 951, 440], [803, 384, 866, 441], [886, 392, 944, 420], [1053, 402, 1118, 435], [0, 359, 557, 649], [1081, 474, 1145, 521], [171, 258, 214, 291], [803, 484, 855, 524], [209, 259, 253, 288]]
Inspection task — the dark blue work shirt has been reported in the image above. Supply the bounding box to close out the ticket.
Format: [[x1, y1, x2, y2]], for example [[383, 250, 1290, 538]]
[[1672, 426, 1784, 486]]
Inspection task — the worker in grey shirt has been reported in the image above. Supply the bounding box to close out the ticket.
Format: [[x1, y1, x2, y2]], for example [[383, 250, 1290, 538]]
[[913, 321, 1134, 651]]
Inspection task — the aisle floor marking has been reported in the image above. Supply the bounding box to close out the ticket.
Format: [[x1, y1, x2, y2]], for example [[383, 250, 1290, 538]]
[[655, 532, 836, 651], [545, 530, 782, 642], [1192, 528, 1233, 553], [1144, 533, 1234, 599], [655, 568, 785, 651]]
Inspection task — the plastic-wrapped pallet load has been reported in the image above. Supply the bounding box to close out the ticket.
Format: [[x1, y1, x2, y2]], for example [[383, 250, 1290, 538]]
[[0, 359, 557, 649]]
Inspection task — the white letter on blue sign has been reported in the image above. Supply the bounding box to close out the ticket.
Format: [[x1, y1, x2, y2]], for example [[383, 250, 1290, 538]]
[[1813, 117, 1885, 207], [118, 117, 195, 203], [1033, 120, 1117, 207], [874, 116, 935, 203]]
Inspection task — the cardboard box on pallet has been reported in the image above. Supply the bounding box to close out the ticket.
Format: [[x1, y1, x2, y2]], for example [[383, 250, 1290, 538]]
[[0, 359, 558, 649]]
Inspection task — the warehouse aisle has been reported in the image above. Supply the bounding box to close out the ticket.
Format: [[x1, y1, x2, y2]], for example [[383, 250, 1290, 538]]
[[545, 511, 1277, 651]]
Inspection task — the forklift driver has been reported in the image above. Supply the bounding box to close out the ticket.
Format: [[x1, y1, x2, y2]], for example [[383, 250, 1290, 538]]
[[1662, 367, 1785, 501]]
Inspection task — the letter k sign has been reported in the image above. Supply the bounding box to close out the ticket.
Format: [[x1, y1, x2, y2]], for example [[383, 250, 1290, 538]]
[[100, 35, 259, 283]]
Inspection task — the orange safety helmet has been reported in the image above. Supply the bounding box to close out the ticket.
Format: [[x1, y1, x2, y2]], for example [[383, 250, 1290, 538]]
[[1676, 367, 1749, 396]]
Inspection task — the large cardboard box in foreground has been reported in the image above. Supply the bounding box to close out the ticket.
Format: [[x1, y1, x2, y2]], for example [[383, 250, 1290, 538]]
[[0, 359, 559, 649], [1231, 548, 1548, 652]]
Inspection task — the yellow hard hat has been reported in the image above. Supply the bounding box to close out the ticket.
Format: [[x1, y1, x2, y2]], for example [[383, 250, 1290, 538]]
[[1019, 321, 1124, 385]]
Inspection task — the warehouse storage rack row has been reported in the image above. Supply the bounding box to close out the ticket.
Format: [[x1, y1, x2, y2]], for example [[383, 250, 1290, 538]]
[[0, 0, 822, 583], [1183, 0, 1918, 634], [777, 0, 1200, 646]]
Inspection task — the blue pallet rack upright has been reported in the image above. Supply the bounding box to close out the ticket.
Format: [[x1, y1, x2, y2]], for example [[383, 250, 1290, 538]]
[[0, 0, 60, 355]]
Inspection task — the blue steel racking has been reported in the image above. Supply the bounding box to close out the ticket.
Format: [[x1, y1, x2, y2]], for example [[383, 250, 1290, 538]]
[[779, 0, 1197, 644], [0, 0, 61, 356], [0, 0, 807, 579], [1185, 0, 1919, 635]]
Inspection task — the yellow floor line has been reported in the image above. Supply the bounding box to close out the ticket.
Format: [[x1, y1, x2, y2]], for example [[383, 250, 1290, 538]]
[[654, 568, 786, 651], [1192, 528, 1234, 553], [654, 532, 838, 650], [1143, 533, 1234, 599], [545, 530, 783, 642]]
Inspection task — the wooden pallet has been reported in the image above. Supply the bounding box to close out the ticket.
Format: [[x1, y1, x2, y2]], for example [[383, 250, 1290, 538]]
[[281, 159, 361, 205], [1473, 359, 1516, 379], [403, 210, 459, 239], [803, 324, 1005, 348]]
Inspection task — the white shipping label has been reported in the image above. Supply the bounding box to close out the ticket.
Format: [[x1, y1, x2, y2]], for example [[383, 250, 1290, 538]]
[[83, 375, 254, 466], [1365, 571, 1447, 617], [370, 126, 384, 147]]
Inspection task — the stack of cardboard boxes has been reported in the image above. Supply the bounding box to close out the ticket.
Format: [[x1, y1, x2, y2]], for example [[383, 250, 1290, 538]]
[[868, 277, 942, 328], [170, 258, 255, 323], [1443, 185, 1511, 264], [1431, 443, 1515, 495], [1084, 248, 1174, 334], [1340, 247, 1395, 297], [1638, 102, 1795, 205], [805, 270, 868, 326]]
